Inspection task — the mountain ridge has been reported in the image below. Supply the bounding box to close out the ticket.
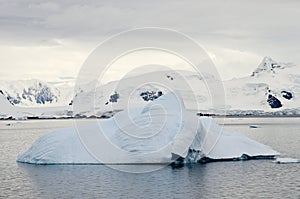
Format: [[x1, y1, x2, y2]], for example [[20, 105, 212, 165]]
[[1, 56, 300, 119]]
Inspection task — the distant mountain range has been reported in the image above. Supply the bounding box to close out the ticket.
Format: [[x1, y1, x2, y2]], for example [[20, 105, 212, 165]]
[[0, 79, 73, 107], [1, 56, 300, 119]]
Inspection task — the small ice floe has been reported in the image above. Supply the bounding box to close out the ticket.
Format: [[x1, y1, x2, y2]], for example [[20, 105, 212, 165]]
[[249, 125, 260, 129], [274, 158, 300, 164]]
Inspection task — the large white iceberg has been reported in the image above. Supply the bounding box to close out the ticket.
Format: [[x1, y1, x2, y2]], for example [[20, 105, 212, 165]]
[[17, 93, 278, 165]]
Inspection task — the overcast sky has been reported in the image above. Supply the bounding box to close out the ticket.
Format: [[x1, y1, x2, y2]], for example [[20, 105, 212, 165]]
[[0, 0, 299, 82]]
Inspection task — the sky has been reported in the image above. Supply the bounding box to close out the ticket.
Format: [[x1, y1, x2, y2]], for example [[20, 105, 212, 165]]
[[0, 0, 299, 82]]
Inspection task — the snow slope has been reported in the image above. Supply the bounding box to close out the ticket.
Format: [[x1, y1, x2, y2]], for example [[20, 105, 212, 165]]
[[0, 90, 15, 118], [17, 93, 278, 165]]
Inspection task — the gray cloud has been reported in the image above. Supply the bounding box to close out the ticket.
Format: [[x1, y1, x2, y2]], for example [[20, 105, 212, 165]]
[[0, 0, 299, 80]]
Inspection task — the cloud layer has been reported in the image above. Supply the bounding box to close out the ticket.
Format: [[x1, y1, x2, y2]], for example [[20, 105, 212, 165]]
[[0, 0, 299, 81]]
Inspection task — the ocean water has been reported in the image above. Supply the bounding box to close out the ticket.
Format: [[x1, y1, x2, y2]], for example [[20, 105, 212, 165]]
[[0, 118, 299, 198]]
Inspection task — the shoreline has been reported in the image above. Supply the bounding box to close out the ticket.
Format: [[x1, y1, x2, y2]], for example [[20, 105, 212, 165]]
[[213, 114, 300, 118], [2, 114, 300, 121]]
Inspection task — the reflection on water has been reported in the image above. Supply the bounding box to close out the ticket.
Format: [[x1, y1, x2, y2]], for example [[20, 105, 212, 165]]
[[1, 119, 300, 198]]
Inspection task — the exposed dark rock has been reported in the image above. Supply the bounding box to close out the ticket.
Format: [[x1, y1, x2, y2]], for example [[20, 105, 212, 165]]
[[281, 91, 293, 100], [7, 95, 20, 105], [267, 94, 282, 108], [109, 92, 119, 103], [140, 91, 163, 101], [166, 75, 174, 80], [249, 125, 260, 129], [197, 113, 216, 117], [35, 85, 56, 104], [105, 92, 120, 105]]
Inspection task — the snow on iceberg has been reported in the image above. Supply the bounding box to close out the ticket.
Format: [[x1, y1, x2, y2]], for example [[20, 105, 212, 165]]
[[17, 93, 278, 165]]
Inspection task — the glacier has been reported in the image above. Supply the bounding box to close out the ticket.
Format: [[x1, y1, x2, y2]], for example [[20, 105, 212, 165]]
[[17, 93, 278, 165]]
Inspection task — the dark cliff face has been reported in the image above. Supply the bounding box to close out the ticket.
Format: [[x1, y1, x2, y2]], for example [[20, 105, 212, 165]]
[[267, 94, 282, 108]]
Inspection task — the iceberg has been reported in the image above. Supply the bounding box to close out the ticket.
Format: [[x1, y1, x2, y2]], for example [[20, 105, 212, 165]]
[[17, 93, 278, 165], [274, 158, 299, 164]]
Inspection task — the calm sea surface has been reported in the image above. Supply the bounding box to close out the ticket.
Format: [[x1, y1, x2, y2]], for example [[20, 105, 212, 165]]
[[0, 118, 299, 198]]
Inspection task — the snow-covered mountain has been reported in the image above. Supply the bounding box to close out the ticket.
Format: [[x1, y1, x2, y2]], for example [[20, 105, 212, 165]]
[[0, 79, 73, 106], [0, 80, 73, 119], [72, 69, 218, 117], [1, 56, 300, 119], [224, 56, 300, 115], [251, 56, 294, 77], [71, 56, 300, 117]]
